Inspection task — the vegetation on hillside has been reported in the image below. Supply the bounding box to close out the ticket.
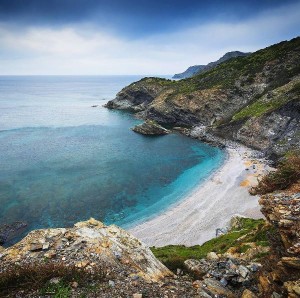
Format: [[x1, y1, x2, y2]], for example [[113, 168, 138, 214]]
[[172, 37, 300, 93], [251, 150, 300, 195], [151, 218, 272, 271], [232, 80, 300, 121], [135, 38, 300, 101], [0, 263, 106, 297]]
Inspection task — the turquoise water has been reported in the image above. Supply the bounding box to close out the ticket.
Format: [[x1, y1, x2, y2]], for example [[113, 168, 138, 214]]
[[0, 76, 224, 243]]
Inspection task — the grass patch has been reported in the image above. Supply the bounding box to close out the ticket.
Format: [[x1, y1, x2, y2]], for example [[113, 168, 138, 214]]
[[251, 150, 300, 194], [232, 96, 290, 120], [237, 244, 252, 254], [151, 218, 271, 271], [40, 281, 71, 298], [232, 79, 300, 121]]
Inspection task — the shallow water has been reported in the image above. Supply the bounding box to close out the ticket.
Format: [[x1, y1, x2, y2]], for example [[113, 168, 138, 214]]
[[0, 76, 224, 244]]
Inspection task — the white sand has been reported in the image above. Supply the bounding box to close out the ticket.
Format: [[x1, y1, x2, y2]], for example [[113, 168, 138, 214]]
[[129, 146, 269, 247]]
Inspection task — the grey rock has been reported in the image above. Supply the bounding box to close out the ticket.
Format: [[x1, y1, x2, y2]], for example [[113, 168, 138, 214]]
[[49, 277, 61, 285], [220, 277, 228, 287], [202, 278, 235, 298], [184, 259, 207, 278], [238, 265, 250, 279], [131, 120, 170, 135], [30, 243, 43, 251], [109, 280, 115, 287], [207, 252, 219, 260]]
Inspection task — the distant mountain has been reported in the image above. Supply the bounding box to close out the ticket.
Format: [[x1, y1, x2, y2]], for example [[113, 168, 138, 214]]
[[173, 51, 251, 79]]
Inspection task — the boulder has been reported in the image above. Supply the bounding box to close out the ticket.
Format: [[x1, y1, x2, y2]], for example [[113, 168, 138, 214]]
[[0, 218, 173, 283], [131, 120, 170, 135], [242, 289, 258, 298], [200, 278, 236, 298], [207, 252, 219, 261], [184, 259, 207, 278]]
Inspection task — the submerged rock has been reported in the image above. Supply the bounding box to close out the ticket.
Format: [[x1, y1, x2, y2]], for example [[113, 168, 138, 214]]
[[131, 120, 170, 135]]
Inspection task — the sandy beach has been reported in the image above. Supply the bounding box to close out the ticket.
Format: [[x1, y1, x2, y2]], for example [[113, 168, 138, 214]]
[[129, 145, 271, 247]]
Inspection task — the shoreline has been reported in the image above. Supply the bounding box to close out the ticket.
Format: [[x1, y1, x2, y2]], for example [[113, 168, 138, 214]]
[[129, 144, 271, 247]]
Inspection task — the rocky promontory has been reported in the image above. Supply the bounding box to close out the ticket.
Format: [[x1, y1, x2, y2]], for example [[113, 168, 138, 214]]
[[105, 37, 300, 160]]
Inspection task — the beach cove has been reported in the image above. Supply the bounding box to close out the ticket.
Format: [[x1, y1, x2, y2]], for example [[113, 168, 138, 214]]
[[130, 145, 270, 247]]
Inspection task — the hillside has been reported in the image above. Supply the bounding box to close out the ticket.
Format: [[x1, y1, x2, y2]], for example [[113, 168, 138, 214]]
[[173, 51, 250, 79], [105, 37, 300, 159]]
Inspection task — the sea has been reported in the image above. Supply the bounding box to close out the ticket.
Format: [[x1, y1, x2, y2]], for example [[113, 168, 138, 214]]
[[0, 75, 224, 244]]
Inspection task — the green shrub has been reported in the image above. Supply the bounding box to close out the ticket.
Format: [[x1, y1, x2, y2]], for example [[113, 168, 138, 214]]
[[0, 262, 106, 297], [151, 218, 271, 272], [251, 150, 300, 194]]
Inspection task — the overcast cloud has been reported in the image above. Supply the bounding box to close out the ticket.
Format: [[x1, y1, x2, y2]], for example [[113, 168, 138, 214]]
[[0, 1, 299, 75]]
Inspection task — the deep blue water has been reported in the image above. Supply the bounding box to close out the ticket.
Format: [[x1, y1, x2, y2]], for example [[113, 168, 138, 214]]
[[0, 76, 224, 243]]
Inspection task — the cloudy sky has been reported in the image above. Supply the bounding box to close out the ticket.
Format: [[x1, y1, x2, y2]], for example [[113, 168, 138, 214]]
[[0, 0, 299, 75]]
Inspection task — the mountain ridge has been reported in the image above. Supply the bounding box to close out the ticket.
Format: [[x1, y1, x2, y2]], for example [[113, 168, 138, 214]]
[[173, 51, 251, 79]]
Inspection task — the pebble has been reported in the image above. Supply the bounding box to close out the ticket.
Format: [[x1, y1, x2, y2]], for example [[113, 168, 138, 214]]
[[220, 277, 228, 287], [109, 280, 115, 287], [49, 277, 61, 285], [42, 242, 50, 250]]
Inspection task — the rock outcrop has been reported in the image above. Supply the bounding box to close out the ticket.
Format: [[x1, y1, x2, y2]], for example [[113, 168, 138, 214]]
[[257, 191, 300, 297], [105, 37, 300, 159], [0, 218, 172, 283], [184, 256, 261, 297], [131, 120, 170, 135], [173, 51, 251, 79], [0, 219, 200, 297]]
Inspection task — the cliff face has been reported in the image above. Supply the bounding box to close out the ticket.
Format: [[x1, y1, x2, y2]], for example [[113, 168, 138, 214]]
[[258, 189, 300, 297], [105, 37, 300, 159], [173, 51, 251, 79]]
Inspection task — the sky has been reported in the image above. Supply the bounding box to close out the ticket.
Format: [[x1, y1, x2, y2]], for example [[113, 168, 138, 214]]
[[0, 0, 299, 75]]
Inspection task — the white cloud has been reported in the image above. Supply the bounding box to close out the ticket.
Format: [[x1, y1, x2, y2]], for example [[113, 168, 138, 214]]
[[0, 2, 299, 75]]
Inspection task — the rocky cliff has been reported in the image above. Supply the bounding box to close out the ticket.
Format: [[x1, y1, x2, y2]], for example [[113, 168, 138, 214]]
[[0, 219, 198, 297], [257, 188, 300, 297], [173, 51, 251, 79], [105, 37, 300, 159]]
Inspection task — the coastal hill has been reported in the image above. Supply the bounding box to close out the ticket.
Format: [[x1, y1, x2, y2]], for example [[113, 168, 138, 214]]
[[173, 51, 251, 79], [1, 37, 299, 297], [105, 37, 300, 160]]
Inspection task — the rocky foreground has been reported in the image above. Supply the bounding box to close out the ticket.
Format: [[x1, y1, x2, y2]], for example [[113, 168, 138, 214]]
[[0, 218, 196, 297], [1, 177, 299, 297]]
